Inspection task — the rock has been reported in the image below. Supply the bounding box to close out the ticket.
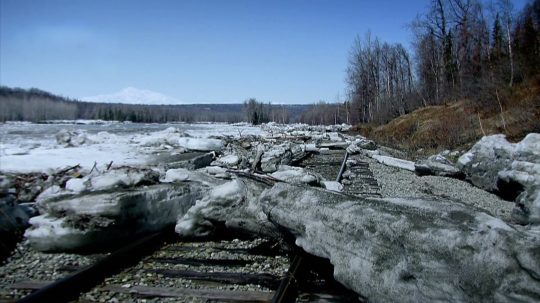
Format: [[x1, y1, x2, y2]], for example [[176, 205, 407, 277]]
[[415, 154, 464, 178], [175, 179, 277, 238], [259, 183, 540, 303], [25, 183, 203, 252], [270, 165, 321, 185], [457, 134, 515, 192]]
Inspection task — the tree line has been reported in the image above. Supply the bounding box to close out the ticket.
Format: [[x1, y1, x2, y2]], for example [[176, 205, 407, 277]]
[[0, 87, 308, 123], [299, 0, 539, 126]]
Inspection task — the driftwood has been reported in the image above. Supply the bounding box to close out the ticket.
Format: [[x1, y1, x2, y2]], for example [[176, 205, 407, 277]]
[[146, 269, 280, 289], [104, 285, 273, 302], [227, 170, 279, 186], [54, 164, 81, 176], [336, 152, 349, 182]]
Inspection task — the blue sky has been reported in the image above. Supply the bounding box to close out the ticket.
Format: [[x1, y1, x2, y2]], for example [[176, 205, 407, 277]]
[[0, 0, 529, 104]]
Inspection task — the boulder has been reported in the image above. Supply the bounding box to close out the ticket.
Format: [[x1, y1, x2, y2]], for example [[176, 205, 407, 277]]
[[259, 183, 540, 303], [415, 154, 464, 178]]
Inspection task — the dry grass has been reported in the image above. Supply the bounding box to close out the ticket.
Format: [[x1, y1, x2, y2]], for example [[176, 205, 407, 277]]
[[353, 83, 540, 157]]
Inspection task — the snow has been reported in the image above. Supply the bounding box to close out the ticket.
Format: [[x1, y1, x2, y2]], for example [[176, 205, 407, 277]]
[[372, 155, 415, 171], [270, 165, 320, 185], [176, 137, 224, 151], [0, 143, 145, 173], [82, 87, 180, 105], [175, 180, 245, 237], [25, 216, 80, 238], [0, 122, 258, 173], [65, 178, 86, 193], [89, 170, 146, 191], [162, 168, 191, 182], [322, 181, 344, 192], [215, 155, 240, 166]]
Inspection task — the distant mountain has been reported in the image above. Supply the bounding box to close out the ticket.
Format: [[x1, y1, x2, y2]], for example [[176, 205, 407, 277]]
[[82, 87, 180, 105], [1, 86, 311, 123]]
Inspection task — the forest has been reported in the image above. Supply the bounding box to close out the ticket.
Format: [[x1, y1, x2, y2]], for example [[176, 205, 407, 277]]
[[0, 87, 308, 123], [301, 0, 540, 126]]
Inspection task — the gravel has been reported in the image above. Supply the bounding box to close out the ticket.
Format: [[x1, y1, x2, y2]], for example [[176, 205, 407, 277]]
[[365, 155, 515, 221], [79, 238, 287, 303], [0, 240, 100, 301]]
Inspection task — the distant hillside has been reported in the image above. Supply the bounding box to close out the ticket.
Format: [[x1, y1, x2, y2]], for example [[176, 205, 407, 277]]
[[0, 87, 310, 123]]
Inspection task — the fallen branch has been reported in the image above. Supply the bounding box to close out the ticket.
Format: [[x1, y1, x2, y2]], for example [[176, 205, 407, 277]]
[[89, 161, 98, 174], [54, 164, 81, 176], [227, 170, 278, 186]]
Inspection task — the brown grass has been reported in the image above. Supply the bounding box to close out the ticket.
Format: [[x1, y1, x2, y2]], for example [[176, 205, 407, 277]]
[[353, 83, 540, 157]]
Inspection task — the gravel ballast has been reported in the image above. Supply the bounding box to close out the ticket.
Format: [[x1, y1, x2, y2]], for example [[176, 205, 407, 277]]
[[366, 155, 515, 221]]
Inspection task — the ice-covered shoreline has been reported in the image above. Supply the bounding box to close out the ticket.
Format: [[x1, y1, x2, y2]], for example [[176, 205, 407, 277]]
[[1, 121, 539, 302], [0, 122, 267, 173]]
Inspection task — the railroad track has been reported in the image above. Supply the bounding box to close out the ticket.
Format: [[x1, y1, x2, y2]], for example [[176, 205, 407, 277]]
[[5, 150, 369, 303], [7, 232, 359, 302], [301, 150, 381, 198]]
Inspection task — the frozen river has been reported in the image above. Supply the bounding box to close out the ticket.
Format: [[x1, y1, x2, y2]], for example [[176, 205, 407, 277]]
[[0, 121, 265, 173]]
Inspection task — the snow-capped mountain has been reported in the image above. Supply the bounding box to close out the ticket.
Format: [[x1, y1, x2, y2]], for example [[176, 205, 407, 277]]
[[82, 87, 180, 105]]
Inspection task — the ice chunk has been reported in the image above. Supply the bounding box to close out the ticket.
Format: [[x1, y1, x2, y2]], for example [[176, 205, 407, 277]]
[[372, 155, 415, 171], [176, 137, 224, 151], [322, 181, 344, 192], [270, 165, 321, 185]]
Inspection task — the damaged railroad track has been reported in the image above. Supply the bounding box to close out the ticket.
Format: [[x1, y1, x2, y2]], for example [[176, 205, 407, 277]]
[[10, 232, 360, 303], [7, 150, 371, 303]]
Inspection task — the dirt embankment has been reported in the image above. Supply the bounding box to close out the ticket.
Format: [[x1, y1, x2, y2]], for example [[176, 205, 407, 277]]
[[353, 84, 540, 157]]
